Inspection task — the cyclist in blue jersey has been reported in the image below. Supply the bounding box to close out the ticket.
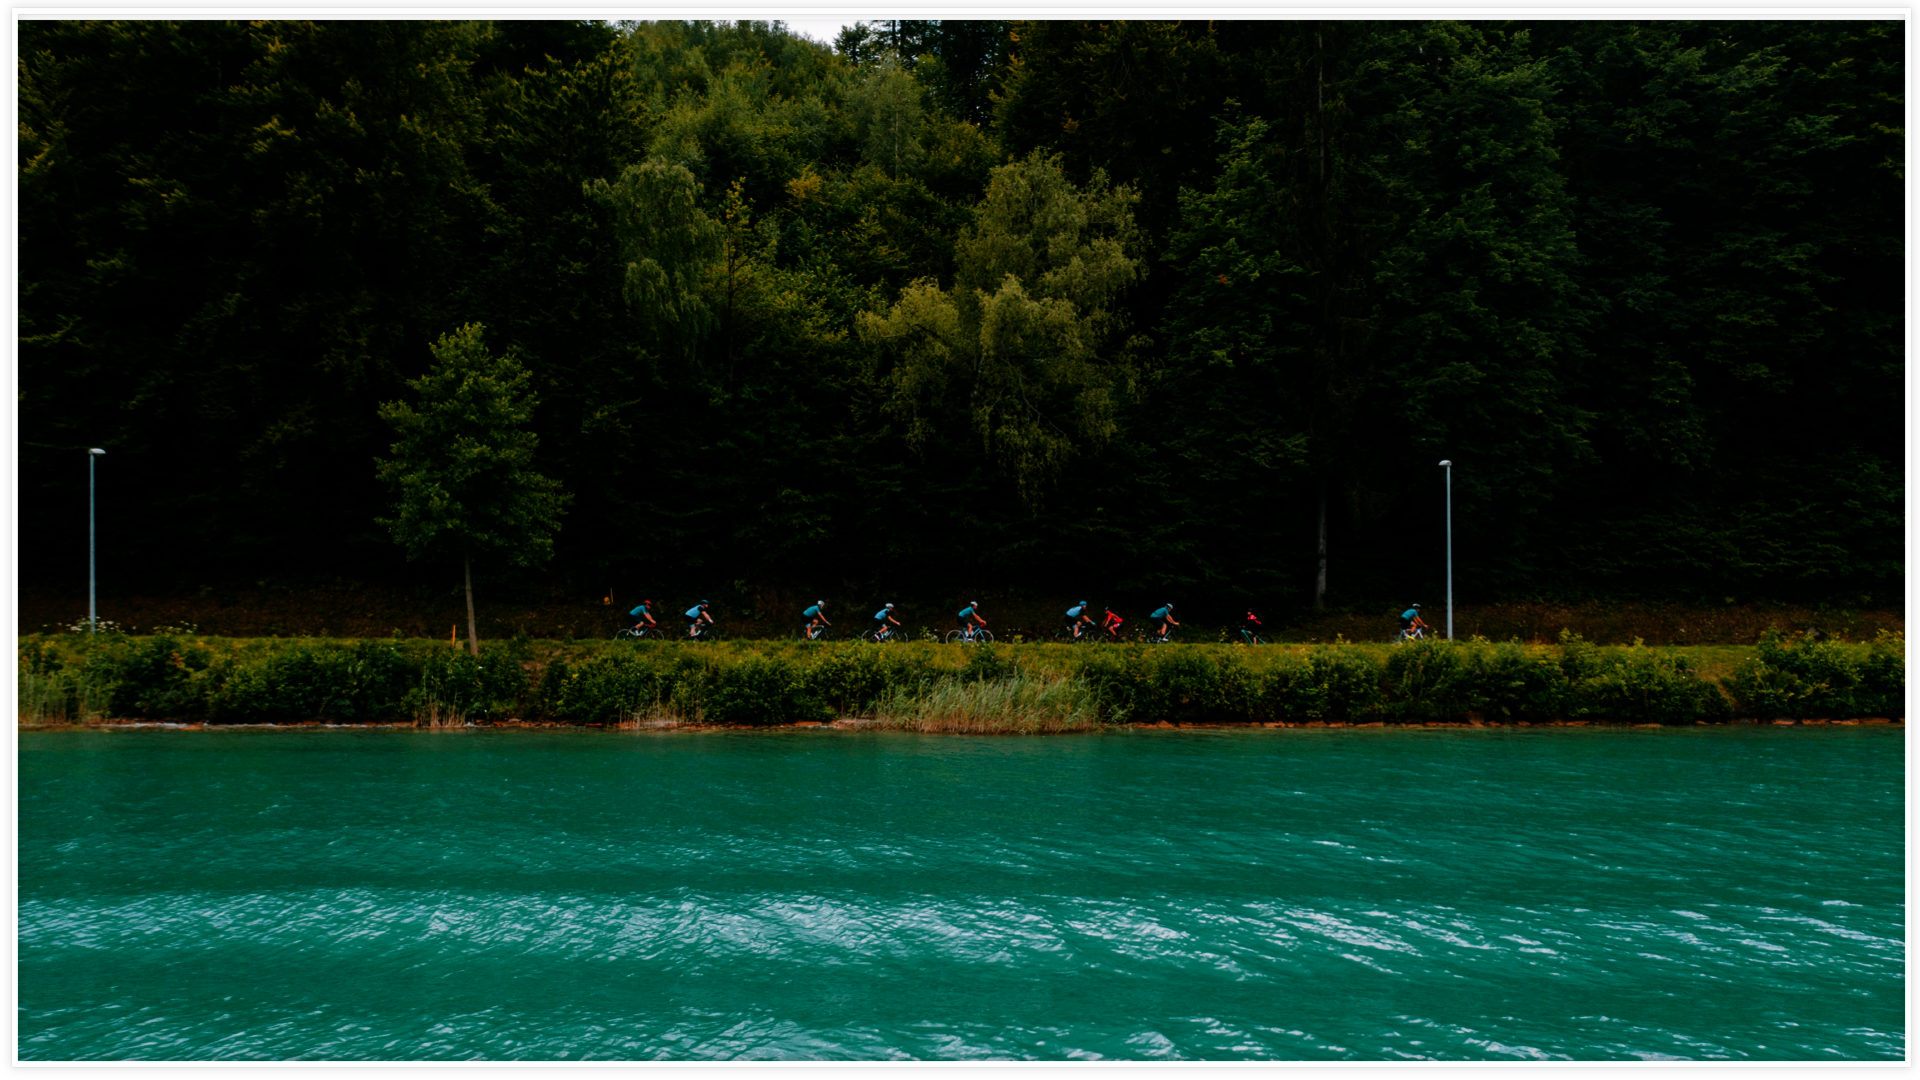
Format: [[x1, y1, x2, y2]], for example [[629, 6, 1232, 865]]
[[802, 600, 830, 640], [1399, 604, 1427, 640], [1064, 601, 1093, 640], [1150, 603, 1180, 639], [686, 600, 713, 638], [628, 600, 658, 633], [872, 603, 900, 640], [956, 601, 986, 640]]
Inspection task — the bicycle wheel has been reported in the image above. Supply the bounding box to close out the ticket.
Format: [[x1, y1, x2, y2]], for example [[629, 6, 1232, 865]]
[[945, 629, 967, 644], [613, 627, 641, 641], [976, 630, 995, 644]]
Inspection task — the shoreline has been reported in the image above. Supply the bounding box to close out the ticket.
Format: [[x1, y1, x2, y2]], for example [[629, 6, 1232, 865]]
[[20, 717, 1903, 734]]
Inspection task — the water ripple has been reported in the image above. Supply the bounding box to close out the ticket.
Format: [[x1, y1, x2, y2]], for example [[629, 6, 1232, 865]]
[[19, 728, 1903, 1060]]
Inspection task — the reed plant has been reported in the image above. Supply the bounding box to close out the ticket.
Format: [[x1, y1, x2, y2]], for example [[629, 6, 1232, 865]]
[[872, 671, 1104, 733], [17, 666, 115, 724]]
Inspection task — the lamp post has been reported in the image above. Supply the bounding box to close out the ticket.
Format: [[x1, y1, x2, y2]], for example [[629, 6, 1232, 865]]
[[1438, 459, 1452, 640], [89, 448, 105, 633]]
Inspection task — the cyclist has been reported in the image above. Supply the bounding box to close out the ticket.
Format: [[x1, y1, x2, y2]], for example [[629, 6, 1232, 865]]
[[1241, 610, 1264, 644], [871, 602, 901, 641], [1064, 600, 1093, 640], [628, 600, 658, 633], [802, 600, 830, 640], [956, 600, 986, 642], [1149, 602, 1180, 640], [1398, 604, 1428, 640], [1101, 606, 1126, 642], [686, 600, 714, 638]]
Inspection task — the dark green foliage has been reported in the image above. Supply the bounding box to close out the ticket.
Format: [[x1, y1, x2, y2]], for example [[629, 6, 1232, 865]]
[[406, 647, 530, 721], [20, 635, 1896, 726], [703, 657, 832, 725], [16, 19, 1901, 611], [207, 641, 414, 723], [1290, 646, 1382, 720], [1385, 639, 1560, 721], [1581, 645, 1731, 726], [102, 636, 217, 720], [1724, 628, 1905, 719]]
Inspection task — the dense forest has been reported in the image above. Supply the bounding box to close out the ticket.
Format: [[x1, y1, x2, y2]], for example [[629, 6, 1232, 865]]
[[19, 19, 1904, 619]]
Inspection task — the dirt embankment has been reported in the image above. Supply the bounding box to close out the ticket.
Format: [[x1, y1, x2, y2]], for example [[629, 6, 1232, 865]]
[[19, 581, 1902, 646]]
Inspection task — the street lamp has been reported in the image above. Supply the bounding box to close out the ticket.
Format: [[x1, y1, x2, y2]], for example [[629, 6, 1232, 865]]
[[1438, 459, 1452, 640], [88, 448, 104, 633]]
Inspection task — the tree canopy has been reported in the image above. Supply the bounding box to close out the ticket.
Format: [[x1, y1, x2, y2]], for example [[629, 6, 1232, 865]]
[[19, 19, 1904, 614]]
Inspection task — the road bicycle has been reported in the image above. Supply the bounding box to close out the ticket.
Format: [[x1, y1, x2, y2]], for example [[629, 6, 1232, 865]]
[[1052, 625, 1097, 644], [860, 625, 903, 643], [945, 626, 996, 645], [614, 624, 668, 641], [687, 622, 721, 642], [1238, 627, 1267, 645], [1395, 625, 1427, 643], [800, 624, 835, 642]]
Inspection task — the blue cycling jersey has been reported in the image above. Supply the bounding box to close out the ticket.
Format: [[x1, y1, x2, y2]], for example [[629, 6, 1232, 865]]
[[1151, 606, 1170, 620], [804, 605, 823, 618], [873, 608, 892, 621], [686, 605, 704, 620], [629, 605, 648, 617], [957, 606, 977, 620], [1401, 609, 1419, 623], [1067, 605, 1086, 618]]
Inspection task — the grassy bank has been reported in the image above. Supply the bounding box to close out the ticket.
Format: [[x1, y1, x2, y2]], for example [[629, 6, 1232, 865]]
[[18, 629, 1903, 730]]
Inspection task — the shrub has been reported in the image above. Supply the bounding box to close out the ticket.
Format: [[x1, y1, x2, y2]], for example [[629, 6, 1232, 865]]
[[1382, 638, 1466, 719], [102, 634, 217, 719], [1723, 628, 1903, 719], [1303, 642, 1383, 719], [1858, 630, 1905, 717], [702, 656, 830, 725], [403, 646, 529, 724], [1074, 649, 1148, 722], [1252, 651, 1333, 719], [805, 645, 927, 714], [1580, 640, 1729, 724]]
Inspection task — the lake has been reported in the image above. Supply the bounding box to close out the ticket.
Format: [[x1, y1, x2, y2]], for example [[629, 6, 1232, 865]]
[[18, 726, 1904, 1060]]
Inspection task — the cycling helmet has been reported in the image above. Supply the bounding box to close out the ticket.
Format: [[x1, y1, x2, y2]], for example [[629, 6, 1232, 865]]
[[700, 600, 710, 606], [970, 600, 979, 607], [885, 602, 895, 609], [1411, 603, 1422, 609], [1079, 600, 1089, 606]]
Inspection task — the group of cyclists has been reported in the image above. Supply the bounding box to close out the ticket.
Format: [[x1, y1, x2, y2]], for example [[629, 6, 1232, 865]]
[[615, 597, 1433, 644]]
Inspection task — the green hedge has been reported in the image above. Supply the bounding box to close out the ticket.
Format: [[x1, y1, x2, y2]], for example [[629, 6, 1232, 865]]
[[1722, 628, 1904, 719], [16, 631, 1903, 726]]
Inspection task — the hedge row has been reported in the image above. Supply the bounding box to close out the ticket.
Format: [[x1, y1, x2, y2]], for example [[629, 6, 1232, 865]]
[[16, 629, 1904, 727]]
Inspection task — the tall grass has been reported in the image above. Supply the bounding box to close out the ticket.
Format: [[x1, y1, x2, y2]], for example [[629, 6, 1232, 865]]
[[17, 667, 114, 725], [872, 672, 1103, 733]]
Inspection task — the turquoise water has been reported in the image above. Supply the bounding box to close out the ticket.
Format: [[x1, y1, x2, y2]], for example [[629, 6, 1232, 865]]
[[19, 727, 1904, 1061]]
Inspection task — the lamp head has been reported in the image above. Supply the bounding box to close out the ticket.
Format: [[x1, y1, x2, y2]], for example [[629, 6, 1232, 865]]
[[88, 448, 105, 455], [1438, 459, 1451, 468]]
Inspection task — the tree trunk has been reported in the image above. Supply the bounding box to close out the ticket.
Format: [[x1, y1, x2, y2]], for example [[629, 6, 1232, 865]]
[[1314, 480, 1328, 611], [464, 554, 479, 657]]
